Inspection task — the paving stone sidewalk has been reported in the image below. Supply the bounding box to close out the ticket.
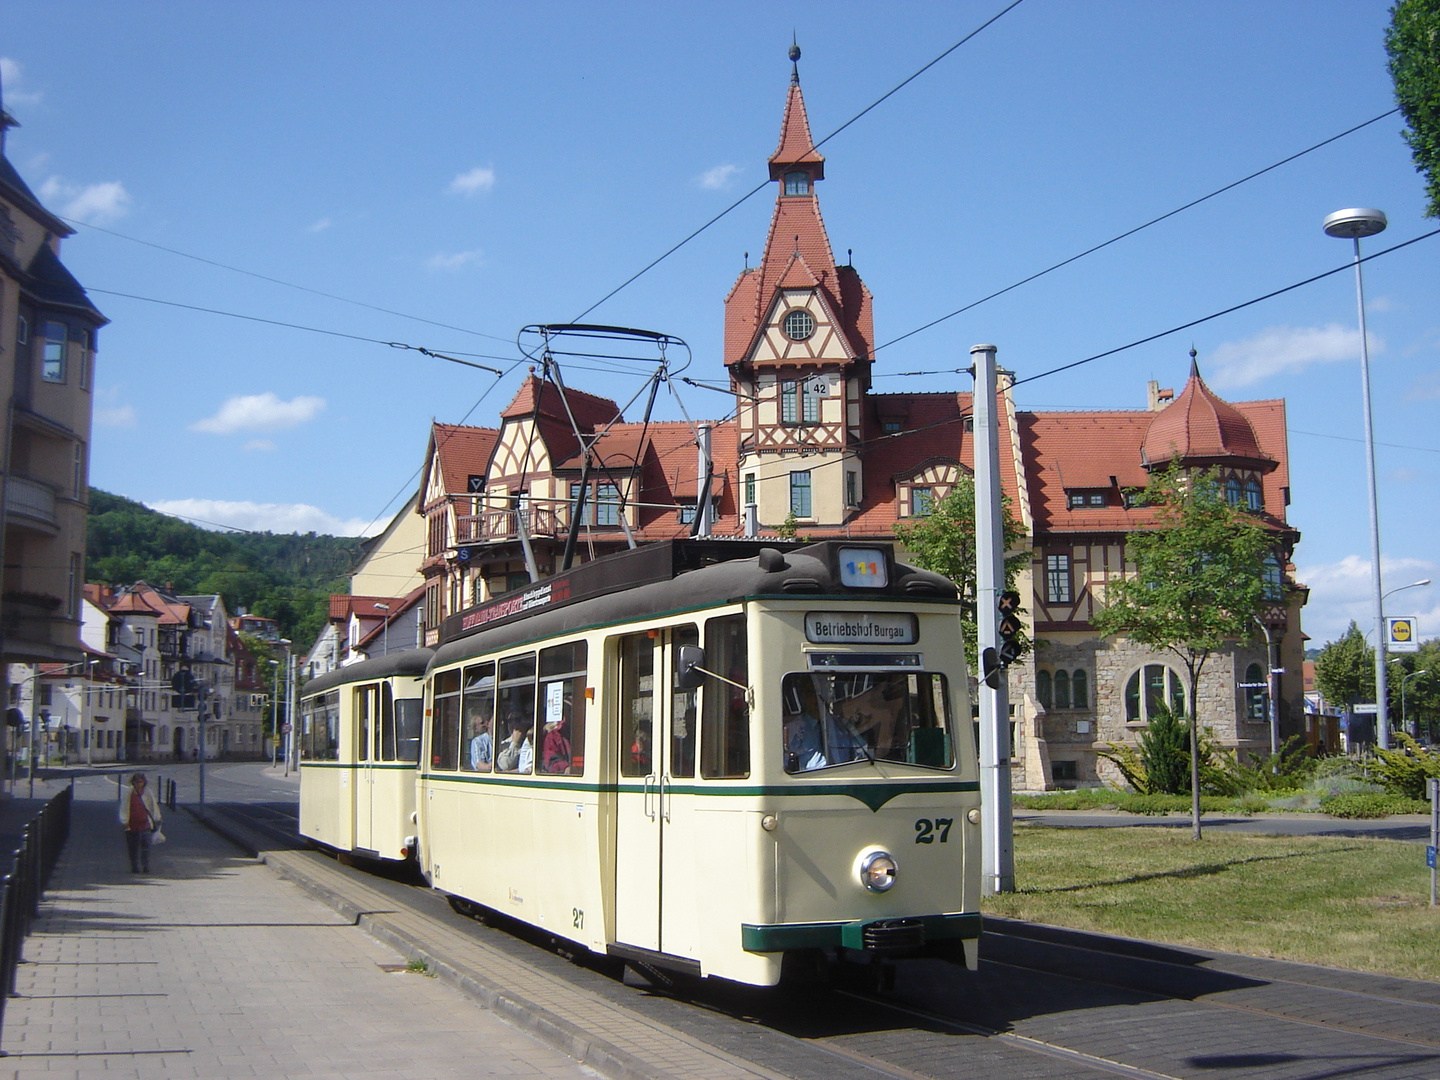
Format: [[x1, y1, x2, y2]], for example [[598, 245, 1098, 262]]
[[0, 790, 600, 1079]]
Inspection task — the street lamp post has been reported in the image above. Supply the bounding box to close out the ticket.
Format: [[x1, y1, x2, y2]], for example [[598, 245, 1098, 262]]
[[268, 659, 280, 768], [375, 603, 390, 658], [1324, 208, 1390, 748]]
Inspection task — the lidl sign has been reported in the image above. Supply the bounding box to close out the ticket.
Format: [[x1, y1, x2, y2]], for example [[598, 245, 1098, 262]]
[[1386, 617, 1420, 654]]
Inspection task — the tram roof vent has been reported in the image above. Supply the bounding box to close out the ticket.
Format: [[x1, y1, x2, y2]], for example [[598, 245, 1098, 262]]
[[757, 547, 789, 573]]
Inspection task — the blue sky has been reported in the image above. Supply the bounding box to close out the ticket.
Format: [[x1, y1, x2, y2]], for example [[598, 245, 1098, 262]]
[[3, 1, 1437, 645]]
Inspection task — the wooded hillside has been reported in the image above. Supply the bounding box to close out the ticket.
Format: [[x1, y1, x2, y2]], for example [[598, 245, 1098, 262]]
[[85, 489, 364, 648]]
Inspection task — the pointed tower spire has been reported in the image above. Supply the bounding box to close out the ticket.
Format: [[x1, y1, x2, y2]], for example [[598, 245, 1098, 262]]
[[1189, 345, 1200, 380], [723, 49, 872, 375]]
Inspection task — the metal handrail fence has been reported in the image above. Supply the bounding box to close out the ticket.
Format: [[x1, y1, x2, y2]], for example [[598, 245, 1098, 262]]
[[0, 783, 74, 1041]]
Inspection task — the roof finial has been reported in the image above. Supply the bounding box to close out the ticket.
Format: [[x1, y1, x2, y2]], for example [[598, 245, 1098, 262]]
[[789, 35, 801, 84], [1189, 345, 1199, 380]]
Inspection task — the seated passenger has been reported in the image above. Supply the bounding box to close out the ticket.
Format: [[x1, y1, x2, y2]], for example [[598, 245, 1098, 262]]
[[468, 716, 493, 772], [496, 714, 533, 773], [542, 714, 572, 774], [628, 724, 651, 773]]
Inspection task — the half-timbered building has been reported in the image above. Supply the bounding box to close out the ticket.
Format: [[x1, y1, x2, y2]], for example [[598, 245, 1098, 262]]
[[358, 52, 1307, 788]]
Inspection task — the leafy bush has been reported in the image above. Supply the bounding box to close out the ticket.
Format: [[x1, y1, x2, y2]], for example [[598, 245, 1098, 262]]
[[1368, 733, 1440, 800], [1320, 791, 1429, 818], [1211, 736, 1317, 795], [1138, 705, 1190, 795]]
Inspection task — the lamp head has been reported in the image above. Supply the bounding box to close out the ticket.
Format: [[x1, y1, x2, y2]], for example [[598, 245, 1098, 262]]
[[1323, 208, 1387, 239]]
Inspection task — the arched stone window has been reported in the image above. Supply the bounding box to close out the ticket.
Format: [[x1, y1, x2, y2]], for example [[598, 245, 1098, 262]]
[[1036, 670, 1052, 711], [1053, 670, 1071, 710], [1072, 669, 1088, 709], [1124, 664, 1186, 723]]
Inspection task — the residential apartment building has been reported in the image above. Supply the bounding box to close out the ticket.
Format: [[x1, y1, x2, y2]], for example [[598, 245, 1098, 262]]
[[0, 78, 104, 682], [79, 583, 267, 762]]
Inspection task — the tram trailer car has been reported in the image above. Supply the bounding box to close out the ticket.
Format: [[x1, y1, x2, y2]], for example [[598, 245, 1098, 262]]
[[298, 648, 431, 862], [417, 539, 980, 987]]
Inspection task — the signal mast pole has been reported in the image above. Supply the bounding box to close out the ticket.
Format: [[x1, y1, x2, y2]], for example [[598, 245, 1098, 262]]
[[971, 344, 1014, 894]]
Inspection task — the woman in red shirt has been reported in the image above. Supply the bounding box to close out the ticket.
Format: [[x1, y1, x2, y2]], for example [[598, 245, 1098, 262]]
[[119, 773, 162, 874]]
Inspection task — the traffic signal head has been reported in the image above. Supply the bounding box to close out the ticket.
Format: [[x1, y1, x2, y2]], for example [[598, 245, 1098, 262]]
[[997, 591, 1024, 667]]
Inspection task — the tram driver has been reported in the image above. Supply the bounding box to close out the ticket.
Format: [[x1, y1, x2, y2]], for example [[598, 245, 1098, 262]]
[[783, 676, 867, 773]]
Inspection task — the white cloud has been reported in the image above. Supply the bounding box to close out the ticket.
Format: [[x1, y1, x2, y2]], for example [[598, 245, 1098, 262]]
[[0, 58, 42, 106], [1407, 370, 1440, 401], [447, 166, 496, 196], [1204, 324, 1378, 389], [426, 249, 483, 272], [306, 217, 332, 233], [243, 439, 278, 452], [94, 403, 137, 427], [37, 177, 132, 225], [699, 164, 740, 190], [145, 498, 380, 537], [189, 392, 325, 435], [1293, 554, 1438, 646]]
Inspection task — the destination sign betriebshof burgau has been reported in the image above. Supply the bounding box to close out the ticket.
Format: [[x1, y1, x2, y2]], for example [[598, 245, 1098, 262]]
[[804, 612, 917, 645]]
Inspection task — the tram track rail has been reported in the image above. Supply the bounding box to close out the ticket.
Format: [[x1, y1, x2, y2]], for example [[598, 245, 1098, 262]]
[[198, 798, 1440, 1080]]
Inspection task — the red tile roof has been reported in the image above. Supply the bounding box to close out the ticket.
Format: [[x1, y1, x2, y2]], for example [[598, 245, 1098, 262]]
[[432, 423, 499, 494], [768, 79, 825, 179], [1022, 393, 1292, 536], [500, 374, 622, 428], [1141, 361, 1273, 468]]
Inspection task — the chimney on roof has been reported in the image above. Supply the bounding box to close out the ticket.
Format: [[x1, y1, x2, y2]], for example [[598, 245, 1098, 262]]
[[1147, 380, 1175, 412]]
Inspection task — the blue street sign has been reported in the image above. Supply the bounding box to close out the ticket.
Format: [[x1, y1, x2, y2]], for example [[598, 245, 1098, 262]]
[[1428, 846, 1437, 870]]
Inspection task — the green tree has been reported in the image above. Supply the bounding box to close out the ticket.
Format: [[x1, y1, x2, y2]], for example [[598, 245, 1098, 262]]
[[1387, 0, 1440, 217], [1387, 638, 1440, 740], [1091, 461, 1275, 839], [892, 476, 1029, 668], [1313, 621, 1376, 711]]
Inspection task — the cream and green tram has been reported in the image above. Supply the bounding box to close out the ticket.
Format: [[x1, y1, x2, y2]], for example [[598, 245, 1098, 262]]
[[298, 648, 431, 862], [418, 539, 980, 987]]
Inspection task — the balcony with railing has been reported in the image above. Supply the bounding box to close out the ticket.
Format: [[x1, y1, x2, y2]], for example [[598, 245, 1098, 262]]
[[3, 475, 59, 530], [455, 507, 566, 545]]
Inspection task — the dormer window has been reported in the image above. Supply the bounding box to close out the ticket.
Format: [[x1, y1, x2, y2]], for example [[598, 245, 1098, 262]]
[[1067, 490, 1107, 509], [782, 309, 815, 341], [783, 170, 811, 196]]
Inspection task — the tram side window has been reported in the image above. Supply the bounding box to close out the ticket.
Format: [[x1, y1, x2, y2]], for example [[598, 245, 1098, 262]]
[[670, 625, 699, 778], [701, 614, 749, 779], [461, 662, 496, 772], [539, 641, 586, 775], [619, 633, 654, 777], [430, 669, 462, 771], [300, 691, 340, 760], [377, 684, 396, 760], [495, 653, 537, 774], [394, 696, 423, 763], [782, 671, 954, 773]]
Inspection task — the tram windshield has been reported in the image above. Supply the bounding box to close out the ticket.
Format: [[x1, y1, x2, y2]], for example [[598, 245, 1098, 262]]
[[782, 670, 953, 773]]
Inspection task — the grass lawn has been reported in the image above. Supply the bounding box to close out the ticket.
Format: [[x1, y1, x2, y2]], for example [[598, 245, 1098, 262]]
[[982, 825, 1440, 982]]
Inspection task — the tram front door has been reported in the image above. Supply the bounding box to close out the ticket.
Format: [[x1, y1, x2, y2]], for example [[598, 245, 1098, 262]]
[[613, 625, 700, 960], [353, 683, 378, 852]]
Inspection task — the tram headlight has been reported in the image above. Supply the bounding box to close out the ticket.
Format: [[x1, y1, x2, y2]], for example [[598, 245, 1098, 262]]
[[858, 850, 898, 892]]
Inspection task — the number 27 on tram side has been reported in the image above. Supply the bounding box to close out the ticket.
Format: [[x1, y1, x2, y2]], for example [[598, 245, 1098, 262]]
[[416, 539, 981, 988]]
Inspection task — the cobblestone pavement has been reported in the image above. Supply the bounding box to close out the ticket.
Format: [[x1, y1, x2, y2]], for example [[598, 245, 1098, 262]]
[[0, 789, 603, 1080]]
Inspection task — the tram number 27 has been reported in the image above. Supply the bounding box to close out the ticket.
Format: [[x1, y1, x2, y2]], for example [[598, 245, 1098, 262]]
[[914, 818, 953, 844], [572, 908, 584, 930]]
